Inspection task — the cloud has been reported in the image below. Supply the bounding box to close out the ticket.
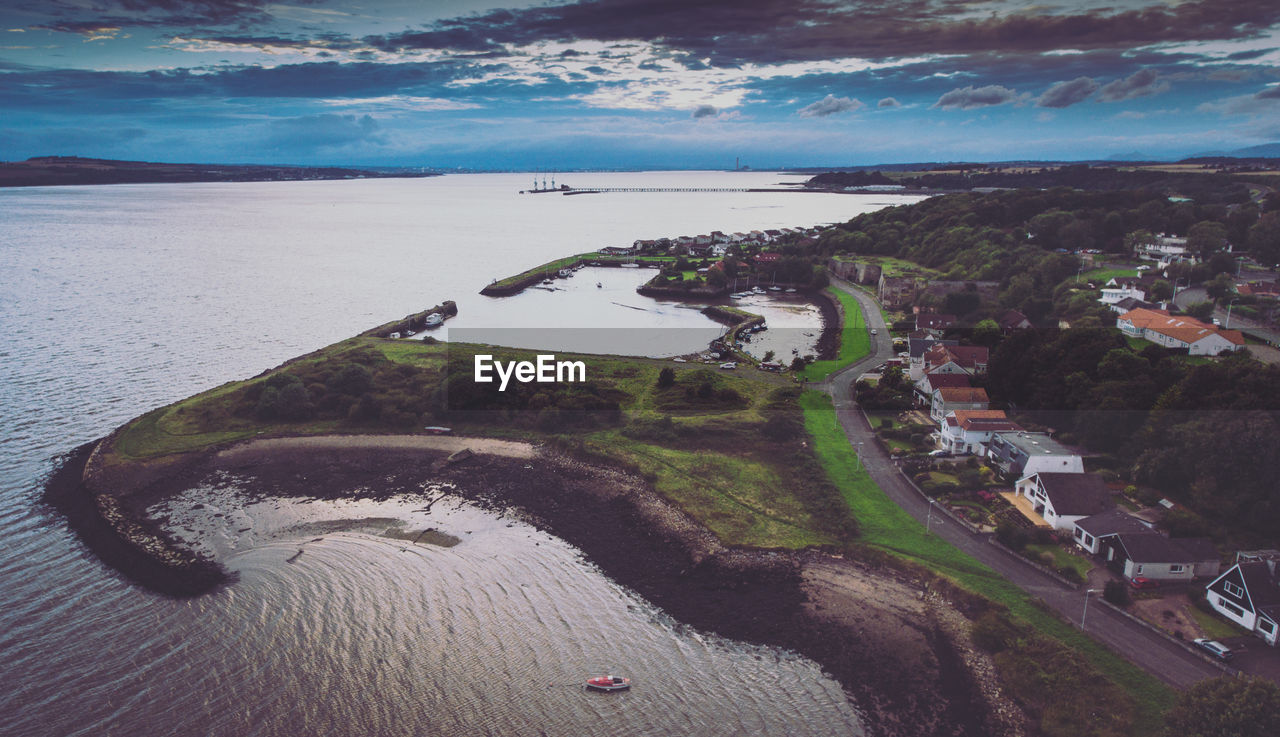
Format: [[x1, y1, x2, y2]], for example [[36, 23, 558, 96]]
[[263, 113, 386, 151], [1257, 85, 1280, 100], [934, 84, 1019, 110], [692, 104, 718, 118], [1036, 76, 1099, 108], [1097, 69, 1169, 102], [797, 94, 863, 117], [877, 97, 901, 108]]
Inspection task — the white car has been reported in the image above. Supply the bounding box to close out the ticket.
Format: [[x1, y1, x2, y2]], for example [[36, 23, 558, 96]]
[[719, 362, 737, 370], [1193, 639, 1233, 660]]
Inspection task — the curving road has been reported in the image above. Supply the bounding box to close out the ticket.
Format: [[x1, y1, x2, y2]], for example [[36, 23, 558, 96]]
[[817, 276, 1228, 689]]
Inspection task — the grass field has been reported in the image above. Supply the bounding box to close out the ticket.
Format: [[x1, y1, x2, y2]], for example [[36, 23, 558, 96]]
[[799, 390, 1175, 736], [1025, 543, 1095, 580], [801, 288, 871, 380]]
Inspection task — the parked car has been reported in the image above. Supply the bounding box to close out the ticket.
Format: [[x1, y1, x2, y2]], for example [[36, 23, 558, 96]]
[[1129, 576, 1159, 589], [1193, 638, 1233, 660], [928, 449, 951, 458], [719, 362, 737, 370], [870, 329, 878, 335]]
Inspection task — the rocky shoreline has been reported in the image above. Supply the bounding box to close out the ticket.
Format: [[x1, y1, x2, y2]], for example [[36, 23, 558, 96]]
[[48, 433, 1025, 736]]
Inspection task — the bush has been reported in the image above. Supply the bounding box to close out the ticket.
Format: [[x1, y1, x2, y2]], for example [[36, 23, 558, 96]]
[[880, 417, 894, 429], [1103, 580, 1130, 607], [996, 521, 1031, 552], [657, 367, 675, 388]]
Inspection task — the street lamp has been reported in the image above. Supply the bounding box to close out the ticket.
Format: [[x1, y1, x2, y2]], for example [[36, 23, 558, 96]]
[[1080, 588, 1103, 629], [926, 498, 938, 536], [1225, 297, 1240, 330]]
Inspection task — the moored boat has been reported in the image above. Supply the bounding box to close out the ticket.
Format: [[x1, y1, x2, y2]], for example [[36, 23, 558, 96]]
[[586, 675, 631, 692]]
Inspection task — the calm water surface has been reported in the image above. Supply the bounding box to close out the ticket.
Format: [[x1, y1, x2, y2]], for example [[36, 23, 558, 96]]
[[0, 172, 921, 736]]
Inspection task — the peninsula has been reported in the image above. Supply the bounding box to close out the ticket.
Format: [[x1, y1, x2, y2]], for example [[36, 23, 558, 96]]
[[0, 156, 438, 188]]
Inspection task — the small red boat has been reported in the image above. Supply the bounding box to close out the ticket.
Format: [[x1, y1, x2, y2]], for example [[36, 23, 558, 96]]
[[585, 675, 631, 692]]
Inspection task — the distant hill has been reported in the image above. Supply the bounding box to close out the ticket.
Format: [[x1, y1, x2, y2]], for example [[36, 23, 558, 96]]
[[0, 156, 438, 188], [1228, 142, 1280, 158]]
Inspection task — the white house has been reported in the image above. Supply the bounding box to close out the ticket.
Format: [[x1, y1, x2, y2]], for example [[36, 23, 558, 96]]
[[929, 386, 989, 423], [1072, 508, 1153, 554], [1099, 277, 1146, 307], [987, 432, 1084, 478], [1205, 552, 1280, 646], [1014, 472, 1112, 533], [1116, 308, 1246, 356], [939, 410, 1021, 455]]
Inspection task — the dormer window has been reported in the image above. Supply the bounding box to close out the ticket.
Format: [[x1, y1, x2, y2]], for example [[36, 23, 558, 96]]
[[1223, 580, 1244, 599]]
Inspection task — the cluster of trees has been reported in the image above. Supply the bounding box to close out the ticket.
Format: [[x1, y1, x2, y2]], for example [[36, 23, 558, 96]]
[[984, 328, 1280, 538]]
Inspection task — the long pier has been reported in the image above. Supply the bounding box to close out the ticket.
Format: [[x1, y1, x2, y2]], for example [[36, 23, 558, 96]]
[[523, 186, 760, 195]]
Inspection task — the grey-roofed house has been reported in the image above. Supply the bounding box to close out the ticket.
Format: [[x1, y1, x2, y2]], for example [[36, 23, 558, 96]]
[[1205, 552, 1280, 646], [907, 333, 957, 380], [987, 431, 1084, 479], [1014, 472, 1112, 532], [1100, 533, 1219, 583], [1072, 508, 1153, 554]]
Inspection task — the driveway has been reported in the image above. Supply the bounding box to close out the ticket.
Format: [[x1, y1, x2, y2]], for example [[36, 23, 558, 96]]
[[820, 277, 1236, 689]]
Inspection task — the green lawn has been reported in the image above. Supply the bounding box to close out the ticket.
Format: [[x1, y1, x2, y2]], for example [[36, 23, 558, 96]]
[[799, 390, 1174, 736], [1079, 267, 1138, 285], [800, 288, 871, 381], [1026, 543, 1094, 580], [1187, 604, 1248, 641]]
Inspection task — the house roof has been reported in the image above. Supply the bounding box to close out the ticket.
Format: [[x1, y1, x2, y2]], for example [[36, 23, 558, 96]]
[[1240, 561, 1280, 608], [1113, 297, 1156, 312], [917, 313, 956, 330], [1114, 533, 1208, 564], [936, 387, 989, 403], [1037, 472, 1112, 517], [997, 309, 1030, 330], [922, 372, 971, 390], [909, 335, 956, 359], [1076, 508, 1153, 538], [949, 409, 1021, 433], [994, 431, 1077, 457]]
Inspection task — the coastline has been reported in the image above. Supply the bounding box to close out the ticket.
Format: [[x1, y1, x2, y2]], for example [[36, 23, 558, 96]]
[[50, 431, 1019, 736]]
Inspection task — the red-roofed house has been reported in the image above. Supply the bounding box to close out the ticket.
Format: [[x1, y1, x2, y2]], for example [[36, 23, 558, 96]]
[[916, 312, 956, 333], [923, 344, 990, 376], [930, 386, 990, 422], [998, 310, 1032, 332], [939, 409, 1022, 455], [1116, 308, 1245, 355], [913, 370, 969, 407]]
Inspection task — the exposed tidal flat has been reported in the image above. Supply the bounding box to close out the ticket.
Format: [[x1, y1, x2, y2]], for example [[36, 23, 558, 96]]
[[2, 173, 943, 736]]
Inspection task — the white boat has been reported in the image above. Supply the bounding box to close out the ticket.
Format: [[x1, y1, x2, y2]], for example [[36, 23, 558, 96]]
[[785, 288, 797, 293], [620, 263, 640, 268], [768, 286, 782, 292], [423, 313, 444, 328], [586, 675, 631, 692], [752, 286, 766, 294]]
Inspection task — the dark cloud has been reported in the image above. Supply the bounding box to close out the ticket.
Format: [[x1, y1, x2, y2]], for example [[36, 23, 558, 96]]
[[877, 97, 901, 108], [934, 84, 1019, 110], [692, 104, 717, 118], [361, 0, 1280, 67], [797, 94, 863, 117], [38, 0, 280, 29], [263, 113, 385, 151], [1036, 76, 1099, 108], [1256, 85, 1280, 100], [1098, 68, 1169, 102]]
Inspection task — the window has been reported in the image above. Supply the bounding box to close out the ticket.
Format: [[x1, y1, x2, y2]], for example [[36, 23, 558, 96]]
[[1170, 564, 1184, 573], [1223, 580, 1245, 599], [1218, 600, 1245, 618], [1260, 619, 1276, 635], [1135, 565, 1144, 574]]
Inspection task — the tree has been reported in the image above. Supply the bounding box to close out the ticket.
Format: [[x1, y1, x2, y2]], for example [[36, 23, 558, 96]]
[[1204, 272, 1236, 302], [971, 318, 1002, 348], [656, 367, 675, 388], [1187, 220, 1229, 260], [1148, 279, 1173, 301], [762, 350, 775, 363], [1248, 212, 1280, 266], [1164, 676, 1280, 737], [1183, 301, 1214, 320]]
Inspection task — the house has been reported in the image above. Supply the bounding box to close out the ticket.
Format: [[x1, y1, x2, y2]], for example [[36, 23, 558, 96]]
[[1014, 472, 1112, 533], [1109, 296, 1157, 315], [997, 309, 1032, 332], [913, 369, 969, 407], [1099, 533, 1219, 582], [916, 312, 957, 334], [879, 275, 917, 309], [711, 231, 730, 244], [730, 232, 749, 244], [599, 244, 637, 256], [1136, 235, 1189, 261], [922, 344, 989, 377], [1099, 278, 1147, 307], [1072, 508, 1153, 554], [907, 333, 957, 380], [1205, 551, 1280, 646], [930, 386, 989, 422], [1116, 308, 1246, 355], [754, 252, 783, 264], [940, 410, 1022, 455], [987, 431, 1084, 478]]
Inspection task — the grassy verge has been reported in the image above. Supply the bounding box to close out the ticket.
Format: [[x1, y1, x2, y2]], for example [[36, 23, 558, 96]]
[[801, 288, 871, 380], [1187, 605, 1247, 641], [799, 390, 1175, 736], [1026, 543, 1095, 580]]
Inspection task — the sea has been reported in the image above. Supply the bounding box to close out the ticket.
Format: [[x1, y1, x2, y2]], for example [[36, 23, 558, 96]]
[[0, 171, 921, 736]]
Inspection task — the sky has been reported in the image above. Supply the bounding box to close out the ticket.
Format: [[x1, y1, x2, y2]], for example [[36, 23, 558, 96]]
[[1, 0, 1279, 168]]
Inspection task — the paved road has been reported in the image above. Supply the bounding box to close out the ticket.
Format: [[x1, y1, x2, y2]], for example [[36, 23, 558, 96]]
[[818, 277, 1228, 689]]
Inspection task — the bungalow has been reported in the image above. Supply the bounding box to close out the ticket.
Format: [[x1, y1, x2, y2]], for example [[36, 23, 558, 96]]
[[1014, 472, 1112, 533], [1109, 296, 1157, 315], [913, 369, 969, 407], [1116, 308, 1246, 355], [987, 431, 1083, 478], [1205, 552, 1280, 646], [1099, 277, 1146, 307], [940, 409, 1022, 455], [1135, 234, 1189, 261], [1099, 533, 1219, 582], [930, 386, 989, 423]]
